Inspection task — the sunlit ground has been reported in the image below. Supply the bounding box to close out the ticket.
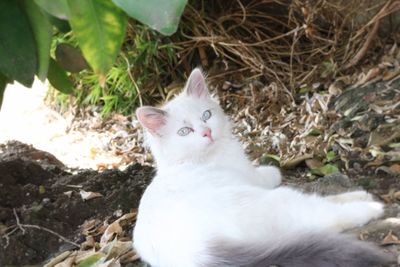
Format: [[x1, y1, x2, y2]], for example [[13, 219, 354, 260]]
[[0, 80, 124, 170]]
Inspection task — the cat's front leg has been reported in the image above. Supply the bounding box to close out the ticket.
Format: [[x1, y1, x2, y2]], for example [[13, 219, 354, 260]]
[[253, 165, 282, 189]]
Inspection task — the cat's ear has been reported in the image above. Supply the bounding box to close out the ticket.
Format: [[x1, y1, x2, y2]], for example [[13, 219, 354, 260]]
[[185, 68, 210, 99], [136, 106, 167, 134]]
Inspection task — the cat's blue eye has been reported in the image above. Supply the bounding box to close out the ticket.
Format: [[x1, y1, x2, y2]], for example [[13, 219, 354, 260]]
[[177, 127, 192, 136], [202, 110, 212, 121]]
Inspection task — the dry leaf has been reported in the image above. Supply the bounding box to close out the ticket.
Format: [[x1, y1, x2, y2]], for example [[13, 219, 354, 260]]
[[100, 221, 123, 245], [100, 240, 132, 259], [389, 164, 400, 175], [43, 251, 73, 267], [98, 258, 121, 267], [81, 235, 96, 250], [381, 230, 400, 245], [119, 250, 140, 264], [63, 191, 73, 198], [394, 191, 400, 200], [81, 219, 97, 235], [305, 158, 323, 169], [80, 190, 103, 201], [54, 253, 76, 267]]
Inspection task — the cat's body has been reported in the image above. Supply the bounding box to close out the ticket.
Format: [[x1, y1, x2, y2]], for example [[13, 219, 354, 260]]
[[133, 69, 389, 267]]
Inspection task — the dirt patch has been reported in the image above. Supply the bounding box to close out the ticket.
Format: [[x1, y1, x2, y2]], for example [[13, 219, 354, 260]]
[[0, 141, 399, 266], [0, 141, 153, 266]]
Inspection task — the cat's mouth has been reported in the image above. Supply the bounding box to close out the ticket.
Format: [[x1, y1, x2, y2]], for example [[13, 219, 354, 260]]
[[205, 137, 215, 146]]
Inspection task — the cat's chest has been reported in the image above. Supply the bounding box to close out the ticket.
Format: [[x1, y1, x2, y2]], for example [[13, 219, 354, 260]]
[[159, 166, 250, 190]]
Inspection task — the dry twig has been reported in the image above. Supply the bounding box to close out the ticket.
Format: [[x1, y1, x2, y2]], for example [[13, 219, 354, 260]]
[[0, 208, 80, 248]]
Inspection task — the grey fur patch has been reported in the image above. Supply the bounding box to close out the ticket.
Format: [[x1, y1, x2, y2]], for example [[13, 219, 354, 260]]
[[207, 233, 392, 267]]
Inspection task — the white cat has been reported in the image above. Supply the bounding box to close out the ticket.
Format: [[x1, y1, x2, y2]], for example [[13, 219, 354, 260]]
[[133, 69, 389, 267]]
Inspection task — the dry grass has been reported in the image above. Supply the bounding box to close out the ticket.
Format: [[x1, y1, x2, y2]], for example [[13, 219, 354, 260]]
[[137, 0, 399, 94]]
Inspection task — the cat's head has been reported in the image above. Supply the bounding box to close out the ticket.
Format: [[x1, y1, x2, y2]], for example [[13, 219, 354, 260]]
[[136, 68, 231, 165]]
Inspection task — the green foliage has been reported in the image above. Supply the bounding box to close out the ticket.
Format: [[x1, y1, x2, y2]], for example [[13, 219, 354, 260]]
[[0, 0, 37, 87], [310, 163, 339, 176], [67, 0, 128, 84], [34, 0, 69, 20], [24, 0, 53, 81], [61, 26, 179, 116], [0, 74, 8, 109], [112, 0, 188, 35], [0, 0, 188, 109], [47, 58, 74, 95], [326, 150, 336, 162]]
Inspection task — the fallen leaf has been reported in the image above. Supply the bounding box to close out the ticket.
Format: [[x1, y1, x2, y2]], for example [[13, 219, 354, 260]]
[[43, 251, 73, 267], [77, 252, 106, 267], [119, 250, 140, 264], [394, 191, 400, 200], [80, 190, 103, 201], [382, 68, 400, 81], [97, 258, 121, 267], [310, 164, 339, 176], [81, 219, 98, 236], [325, 150, 336, 162], [381, 230, 400, 245], [376, 165, 400, 176], [305, 158, 323, 169], [259, 153, 280, 166], [39, 185, 46, 194], [100, 221, 122, 245], [54, 253, 76, 267], [356, 67, 381, 86], [63, 191, 73, 198], [100, 239, 132, 259], [81, 235, 96, 250], [389, 164, 400, 175], [281, 154, 313, 169]]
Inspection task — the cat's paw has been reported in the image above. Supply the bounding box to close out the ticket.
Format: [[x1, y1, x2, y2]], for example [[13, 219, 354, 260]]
[[335, 201, 384, 231], [256, 166, 282, 188], [326, 190, 375, 203]]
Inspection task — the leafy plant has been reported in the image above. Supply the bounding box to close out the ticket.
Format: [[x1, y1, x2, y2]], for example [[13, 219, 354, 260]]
[[59, 24, 179, 116], [0, 0, 188, 108]]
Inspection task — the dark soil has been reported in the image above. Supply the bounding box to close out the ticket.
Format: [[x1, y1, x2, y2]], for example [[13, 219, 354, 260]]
[[0, 141, 154, 266], [0, 141, 398, 266]]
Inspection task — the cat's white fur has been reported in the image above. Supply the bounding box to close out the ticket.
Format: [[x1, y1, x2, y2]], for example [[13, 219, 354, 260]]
[[133, 69, 384, 267]]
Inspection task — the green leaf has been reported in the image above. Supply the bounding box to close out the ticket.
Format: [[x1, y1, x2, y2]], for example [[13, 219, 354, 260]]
[[389, 143, 400, 148], [260, 153, 280, 166], [0, 73, 8, 110], [23, 0, 53, 81], [47, 58, 74, 94], [67, 0, 127, 84], [326, 150, 336, 162], [0, 0, 37, 87], [112, 0, 187, 35], [78, 252, 106, 267], [34, 0, 69, 20], [310, 164, 339, 176]]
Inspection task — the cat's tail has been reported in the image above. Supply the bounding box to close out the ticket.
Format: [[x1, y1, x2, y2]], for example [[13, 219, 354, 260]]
[[206, 232, 392, 267]]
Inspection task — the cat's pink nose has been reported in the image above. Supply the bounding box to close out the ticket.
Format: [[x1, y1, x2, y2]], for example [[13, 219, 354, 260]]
[[202, 128, 213, 141]]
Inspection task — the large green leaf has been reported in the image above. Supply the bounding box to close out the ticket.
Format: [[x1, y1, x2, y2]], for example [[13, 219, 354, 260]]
[[0, 0, 37, 87], [34, 0, 69, 20], [67, 0, 127, 84], [0, 73, 8, 110], [47, 58, 74, 94], [112, 0, 187, 35], [23, 0, 53, 81]]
